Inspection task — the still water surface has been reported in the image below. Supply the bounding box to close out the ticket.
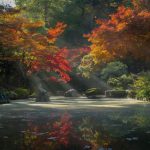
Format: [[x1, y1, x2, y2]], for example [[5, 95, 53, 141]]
[[0, 97, 150, 150]]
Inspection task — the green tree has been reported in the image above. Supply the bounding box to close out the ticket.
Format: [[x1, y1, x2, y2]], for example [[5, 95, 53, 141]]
[[133, 72, 150, 100], [107, 74, 134, 90], [15, 0, 71, 26], [100, 61, 128, 81], [16, 0, 125, 47]]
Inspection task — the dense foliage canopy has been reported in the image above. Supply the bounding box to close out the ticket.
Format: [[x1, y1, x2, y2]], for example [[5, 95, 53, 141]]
[[85, 3, 150, 65], [0, 8, 71, 83], [16, 0, 126, 47]]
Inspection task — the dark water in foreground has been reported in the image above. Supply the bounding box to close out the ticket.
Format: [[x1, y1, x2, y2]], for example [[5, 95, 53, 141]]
[[0, 98, 150, 150]]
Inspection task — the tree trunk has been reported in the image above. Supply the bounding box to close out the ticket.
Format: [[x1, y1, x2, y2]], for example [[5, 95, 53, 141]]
[[30, 74, 50, 102]]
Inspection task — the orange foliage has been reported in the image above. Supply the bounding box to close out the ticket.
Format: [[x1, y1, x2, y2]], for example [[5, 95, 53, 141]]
[[0, 10, 71, 82], [47, 22, 67, 43], [86, 5, 150, 65]]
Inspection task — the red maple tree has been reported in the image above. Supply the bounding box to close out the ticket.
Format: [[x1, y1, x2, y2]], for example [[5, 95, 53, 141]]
[[0, 9, 71, 82]]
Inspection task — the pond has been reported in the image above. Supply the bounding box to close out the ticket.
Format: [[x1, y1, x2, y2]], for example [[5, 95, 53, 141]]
[[0, 97, 150, 150]]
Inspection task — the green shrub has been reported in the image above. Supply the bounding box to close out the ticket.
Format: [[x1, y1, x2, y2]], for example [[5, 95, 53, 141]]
[[133, 72, 150, 100], [100, 61, 128, 81], [107, 74, 134, 90], [107, 78, 122, 90], [8, 91, 18, 100], [105, 90, 128, 98], [85, 88, 103, 97], [14, 88, 30, 99]]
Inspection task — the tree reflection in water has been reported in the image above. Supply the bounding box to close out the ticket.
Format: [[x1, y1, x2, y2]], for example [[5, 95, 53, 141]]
[[22, 112, 150, 150], [22, 113, 111, 150]]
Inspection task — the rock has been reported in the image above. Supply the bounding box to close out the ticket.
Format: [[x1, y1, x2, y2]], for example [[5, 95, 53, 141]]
[[64, 89, 79, 97], [36, 87, 49, 102]]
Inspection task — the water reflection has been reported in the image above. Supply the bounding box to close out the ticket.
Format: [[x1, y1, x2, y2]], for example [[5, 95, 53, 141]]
[[22, 113, 112, 150], [1, 111, 150, 150]]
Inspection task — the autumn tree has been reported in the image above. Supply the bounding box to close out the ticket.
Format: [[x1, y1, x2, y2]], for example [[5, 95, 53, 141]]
[[131, 0, 150, 10], [0, 7, 71, 94], [84, 3, 150, 67], [16, 0, 126, 47]]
